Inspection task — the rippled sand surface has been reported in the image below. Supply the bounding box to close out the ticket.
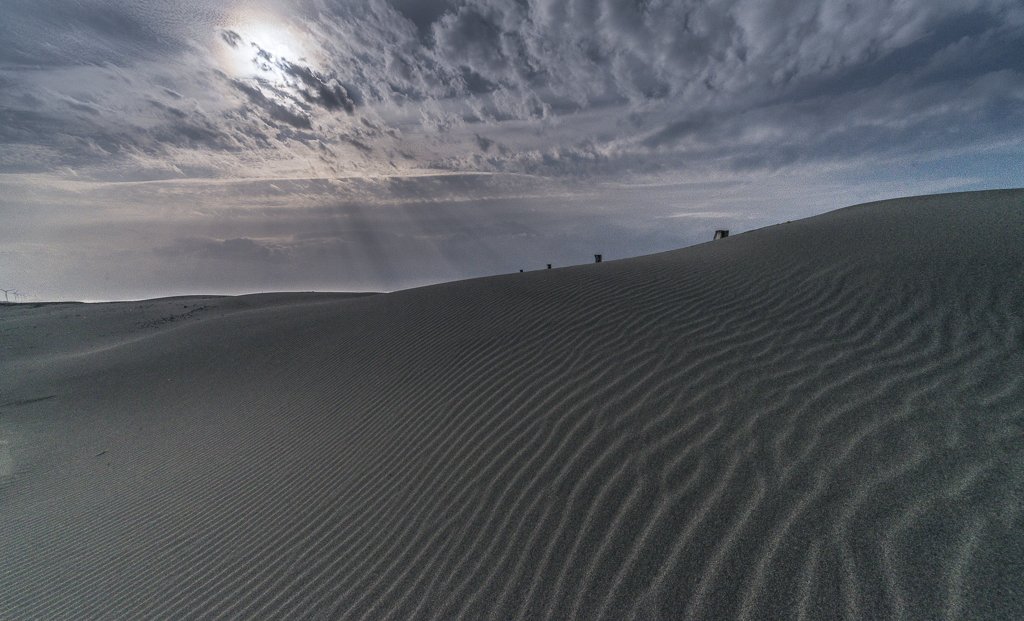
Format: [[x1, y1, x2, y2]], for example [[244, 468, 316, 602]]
[[2, 190, 1022, 620]]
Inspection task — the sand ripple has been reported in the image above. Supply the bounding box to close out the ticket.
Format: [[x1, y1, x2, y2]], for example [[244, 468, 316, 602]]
[[1, 190, 1022, 619]]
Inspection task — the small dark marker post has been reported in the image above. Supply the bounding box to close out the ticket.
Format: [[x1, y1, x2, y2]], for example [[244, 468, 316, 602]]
[[713, 230, 729, 240], [547, 264, 551, 269], [595, 254, 602, 263]]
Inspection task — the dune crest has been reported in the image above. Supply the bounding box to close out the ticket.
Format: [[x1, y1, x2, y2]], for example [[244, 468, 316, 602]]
[[2, 190, 1022, 620]]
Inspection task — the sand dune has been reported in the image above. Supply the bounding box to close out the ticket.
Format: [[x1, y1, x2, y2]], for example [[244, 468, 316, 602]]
[[1, 189, 1022, 619]]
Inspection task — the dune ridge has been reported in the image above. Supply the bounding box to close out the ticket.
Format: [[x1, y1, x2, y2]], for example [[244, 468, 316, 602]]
[[1, 189, 1022, 619]]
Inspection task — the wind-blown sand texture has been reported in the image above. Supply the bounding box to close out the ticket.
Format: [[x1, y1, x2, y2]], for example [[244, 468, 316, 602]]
[[2, 190, 1023, 620]]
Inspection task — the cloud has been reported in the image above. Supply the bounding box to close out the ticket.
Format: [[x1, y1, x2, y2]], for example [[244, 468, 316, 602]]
[[387, 0, 460, 38], [0, 0, 215, 66], [4, 0, 1021, 300], [0, 0, 1021, 182], [221, 29, 243, 49], [475, 134, 494, 151], [156, 237, 292, 263], [0, 163, 1008, 300], [279, 59, 357, 114], [230, 79, 313, 130]]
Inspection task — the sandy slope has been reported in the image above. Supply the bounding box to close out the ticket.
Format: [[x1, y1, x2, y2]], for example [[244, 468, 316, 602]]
[[1, 189, 1022, 620]]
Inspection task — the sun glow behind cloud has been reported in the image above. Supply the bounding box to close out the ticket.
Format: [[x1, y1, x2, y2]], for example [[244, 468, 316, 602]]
[[202, 11, 388, 181], [216, 17, 317, 79]]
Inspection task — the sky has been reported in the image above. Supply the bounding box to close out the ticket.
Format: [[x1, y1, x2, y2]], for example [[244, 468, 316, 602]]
[[1, 0, 1022, 301]]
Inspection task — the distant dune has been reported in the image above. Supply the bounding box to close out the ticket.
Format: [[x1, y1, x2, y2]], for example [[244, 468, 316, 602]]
[[2, 189, 1022, 620]]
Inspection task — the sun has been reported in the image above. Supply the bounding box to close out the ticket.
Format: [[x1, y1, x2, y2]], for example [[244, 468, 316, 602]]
[[215, 16, 317, 80]]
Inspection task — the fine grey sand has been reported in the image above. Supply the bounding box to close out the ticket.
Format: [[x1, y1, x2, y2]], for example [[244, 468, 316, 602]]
[[1, 190, 1022, 620]]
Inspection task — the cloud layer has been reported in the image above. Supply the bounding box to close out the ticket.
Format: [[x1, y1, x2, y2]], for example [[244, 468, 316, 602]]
[[1, 1, 1022, 299], [1, 0, 1021, 181]]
